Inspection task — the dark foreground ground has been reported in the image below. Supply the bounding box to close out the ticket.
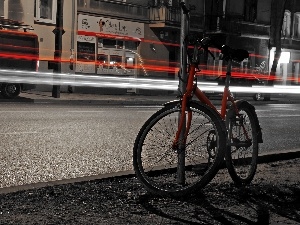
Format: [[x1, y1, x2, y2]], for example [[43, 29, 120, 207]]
[[0, 158, 299, 225]]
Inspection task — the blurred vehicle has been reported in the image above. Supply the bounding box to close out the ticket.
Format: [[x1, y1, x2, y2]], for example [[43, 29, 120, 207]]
[[0, 20, 39, 99], [203, 74, 266, 101]]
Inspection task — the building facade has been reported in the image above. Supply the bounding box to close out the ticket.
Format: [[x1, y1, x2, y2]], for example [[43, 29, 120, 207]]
[[177, 0, 300, 86], [1, 0, 300, 94]]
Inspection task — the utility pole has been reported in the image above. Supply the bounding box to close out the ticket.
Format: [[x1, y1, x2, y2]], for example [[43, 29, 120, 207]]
[[52, 0, 65, 98], [179, 0, 189, 94], [177, 0, 189, 184]]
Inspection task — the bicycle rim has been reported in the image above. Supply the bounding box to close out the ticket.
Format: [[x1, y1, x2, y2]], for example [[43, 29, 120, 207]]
[[226, 103, 258, 185], [133, 102, 226, 197]]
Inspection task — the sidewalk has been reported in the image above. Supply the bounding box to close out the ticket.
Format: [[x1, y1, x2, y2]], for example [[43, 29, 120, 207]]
[[0, 157, 299, 224], [13, 90, 176, 105]]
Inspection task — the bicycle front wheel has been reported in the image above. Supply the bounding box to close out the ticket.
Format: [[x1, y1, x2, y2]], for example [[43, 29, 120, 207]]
[[226, 101, 259, 186], [133, 101, 226, 197]]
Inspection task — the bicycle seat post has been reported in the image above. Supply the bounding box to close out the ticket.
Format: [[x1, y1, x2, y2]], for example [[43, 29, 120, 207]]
[[225, 59, 232, 89]]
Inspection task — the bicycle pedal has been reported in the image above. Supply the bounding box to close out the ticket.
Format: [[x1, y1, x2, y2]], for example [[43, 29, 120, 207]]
[[235, 114, 244, 119]]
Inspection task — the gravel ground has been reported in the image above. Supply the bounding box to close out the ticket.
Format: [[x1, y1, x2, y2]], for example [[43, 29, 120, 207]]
[[0, 158, 299, 225]]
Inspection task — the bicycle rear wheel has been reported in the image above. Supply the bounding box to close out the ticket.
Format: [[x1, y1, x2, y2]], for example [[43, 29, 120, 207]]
[[226, 101, 259, 186], [133, 101, 226, 197]]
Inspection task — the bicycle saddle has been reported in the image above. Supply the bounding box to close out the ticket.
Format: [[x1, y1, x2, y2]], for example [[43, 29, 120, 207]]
[[201, 37, 249, 62], [221, 45, 249, 62]]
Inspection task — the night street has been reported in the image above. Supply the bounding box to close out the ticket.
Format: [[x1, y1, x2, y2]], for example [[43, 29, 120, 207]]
[[0, 0, 299, 223], [1, 101, 300, 189]]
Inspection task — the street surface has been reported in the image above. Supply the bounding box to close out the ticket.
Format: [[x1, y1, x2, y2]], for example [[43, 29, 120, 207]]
[[0, 102, 300, 189]]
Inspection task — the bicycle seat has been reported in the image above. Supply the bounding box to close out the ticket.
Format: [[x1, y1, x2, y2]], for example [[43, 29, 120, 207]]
[[200, 37, 249, 62], [221, 45, 249, 62]]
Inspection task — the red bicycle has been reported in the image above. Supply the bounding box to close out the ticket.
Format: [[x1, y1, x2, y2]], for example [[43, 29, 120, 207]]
[[133, 2, 262, 197]]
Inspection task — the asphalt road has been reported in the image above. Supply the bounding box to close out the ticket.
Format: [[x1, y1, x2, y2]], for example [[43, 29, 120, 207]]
[[256, 103, 300, 151], [0, 102, 300, 190]]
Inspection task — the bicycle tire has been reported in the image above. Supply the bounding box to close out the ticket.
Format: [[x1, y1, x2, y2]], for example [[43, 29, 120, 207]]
[[133, 101, 226, 197], [225, 100, 259, 186]]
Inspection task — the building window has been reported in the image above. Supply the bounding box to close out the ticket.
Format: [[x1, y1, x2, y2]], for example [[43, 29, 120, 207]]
[[125, 41, 138, 50], [282, 10, 291, 37], [110, 55, 122, 69], [78, 0, 86, 7], [0, 0, 4, 17], [35, 0, 57, 24], [97, 54, 109, 69], [244, 0, 257, 22], [77, 42, 96, 61], [90, 0, 100, 8], [102, 39, 117, 48], [293, 12, 300, 39], [90, 0, 126, 8], [115, 40, 123, 49]]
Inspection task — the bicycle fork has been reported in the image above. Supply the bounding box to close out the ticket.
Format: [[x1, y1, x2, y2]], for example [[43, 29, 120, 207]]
[[173, 64, 196, 151], [172, 95, 192, 151]]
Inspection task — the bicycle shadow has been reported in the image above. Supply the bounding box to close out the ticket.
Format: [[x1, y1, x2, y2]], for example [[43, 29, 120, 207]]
[[138, 182, 300, 224]]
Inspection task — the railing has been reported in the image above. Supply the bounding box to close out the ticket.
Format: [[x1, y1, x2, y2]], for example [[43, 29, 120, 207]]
[[78, 1, 149, 21], [149, 6, 271, 37], [238, 21, 270, 37], [149, 7, 204, 30], [208, 15, 270, 36], [218, 15, 243, 35]]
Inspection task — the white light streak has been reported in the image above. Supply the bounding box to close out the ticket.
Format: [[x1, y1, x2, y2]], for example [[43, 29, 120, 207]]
[[0, 69, 300, 94]]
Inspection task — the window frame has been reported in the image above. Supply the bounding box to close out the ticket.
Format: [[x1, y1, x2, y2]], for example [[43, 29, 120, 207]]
[[244, 0, 258, 22], [293, 12, 300, 39], [0, 0, 4, 17], [282, 10, 291, 38], [35, 0, 57, 24]]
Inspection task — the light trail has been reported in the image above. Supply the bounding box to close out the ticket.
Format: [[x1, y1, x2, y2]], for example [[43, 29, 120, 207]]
[[0, 69, 300, 94]]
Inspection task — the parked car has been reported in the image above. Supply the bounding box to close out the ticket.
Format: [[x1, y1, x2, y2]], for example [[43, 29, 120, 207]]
[[203, 74, 266, 101]]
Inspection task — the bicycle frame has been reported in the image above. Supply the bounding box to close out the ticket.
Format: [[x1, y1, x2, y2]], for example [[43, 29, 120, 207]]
[[173, 2, 254, 151], [173, 57, 238, 148]]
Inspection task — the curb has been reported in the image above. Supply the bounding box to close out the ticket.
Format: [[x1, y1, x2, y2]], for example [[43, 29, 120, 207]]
[[2, 97, 300, 106], [258, 149, 300, 163], [0, 97, 296, 106], [32, 99, 169, 106], [1, 90, 300, 105], [0, 92, 176, 106], [0, 97, 171, 106], [1, 149, 300, 195]]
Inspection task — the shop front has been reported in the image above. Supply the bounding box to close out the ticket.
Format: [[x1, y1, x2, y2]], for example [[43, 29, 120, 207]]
[[76, 14, 144, 77], [269, 48, 300, 85]]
